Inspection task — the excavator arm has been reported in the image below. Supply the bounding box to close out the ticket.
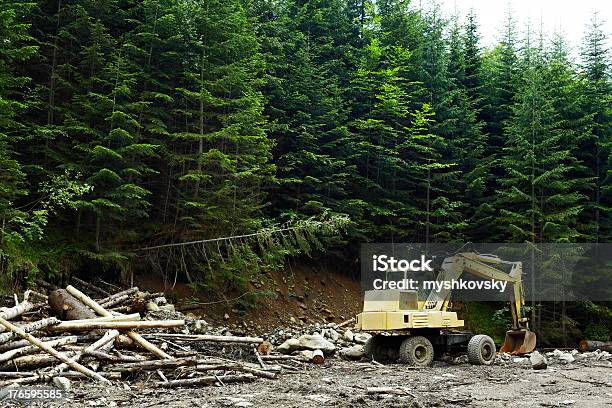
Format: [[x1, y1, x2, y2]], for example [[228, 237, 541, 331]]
[[424, 252, 536, 353]]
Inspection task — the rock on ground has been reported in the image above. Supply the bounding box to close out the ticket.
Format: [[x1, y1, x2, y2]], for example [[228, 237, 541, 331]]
[[276, 338, 300, 354], [529, 350, 548, 370], [298, 334, 336, 354], [353, 332, 371, 344], [339, 344, 364, 360]]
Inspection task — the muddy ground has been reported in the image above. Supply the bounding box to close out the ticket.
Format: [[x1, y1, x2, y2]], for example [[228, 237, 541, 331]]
[[13, 359, 612, 408]]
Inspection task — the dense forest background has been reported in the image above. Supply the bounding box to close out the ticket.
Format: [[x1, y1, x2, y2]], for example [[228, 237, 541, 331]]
[[0, 0, 611, 338]]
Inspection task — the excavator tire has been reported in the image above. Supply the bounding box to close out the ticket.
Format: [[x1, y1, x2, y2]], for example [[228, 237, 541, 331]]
[[364, 336, 387, 363], [399, 336, 434, 367], [467, 334, 496, 365]]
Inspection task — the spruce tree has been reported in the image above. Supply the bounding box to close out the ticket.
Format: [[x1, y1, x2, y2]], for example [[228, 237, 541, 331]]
[[497, 30, 587, 243], [0, 0, 35, 249], [252, 0, 354, 222], [579, 13, 612, 242], [170, 0, 274, 238]]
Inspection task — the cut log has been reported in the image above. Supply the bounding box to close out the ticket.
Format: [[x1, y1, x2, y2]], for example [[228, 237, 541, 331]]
[[0, 318, 60, 344], [52, 313, 141, 326], [98, 287, 139, 307], [49, 289, 97, 321], [52, 330, 120, 373], [142, 333, 263, 344], [50, 319, 183, 332], [334, 317, 355, 329], [0, 315, 109, 383], [99, 294, 131, 309], [71, 277, 111, 297], [0, 301, 38, 321], [194, 363, 277, 379], [85, 350, 145, 363], [5, 370, 122, 385], [260, 355, 299, 361], [579, 340, 612, 353], [312, 349, 325, 364], [66, 285, 172, 360], [257, 341, 272, 356], [0, 336, 78, 363], [158, 374, 255, 388], [0, 334, 102, 353], [110, 357, 204, 373], [0, 353, 72, 369]]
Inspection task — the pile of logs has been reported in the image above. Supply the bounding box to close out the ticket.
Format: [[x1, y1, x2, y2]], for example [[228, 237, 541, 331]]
[[0, 280, 284, 389]]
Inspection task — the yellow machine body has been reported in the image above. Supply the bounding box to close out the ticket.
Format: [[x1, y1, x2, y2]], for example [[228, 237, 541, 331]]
[[355, 289, 464, 331]]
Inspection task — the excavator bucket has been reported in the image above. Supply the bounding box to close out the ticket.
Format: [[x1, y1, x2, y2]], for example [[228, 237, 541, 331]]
[[500, 329, 537, 354]]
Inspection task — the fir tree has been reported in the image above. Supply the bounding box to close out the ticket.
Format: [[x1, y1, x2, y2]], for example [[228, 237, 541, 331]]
[[0, 0, 35, 248], [579, 13, 612, 242], [170, 0, 274, 238], [497, 30, 587, 243]]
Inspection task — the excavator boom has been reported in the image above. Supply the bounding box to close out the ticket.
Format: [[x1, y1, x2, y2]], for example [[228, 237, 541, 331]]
[[425, 252, 536, 354]]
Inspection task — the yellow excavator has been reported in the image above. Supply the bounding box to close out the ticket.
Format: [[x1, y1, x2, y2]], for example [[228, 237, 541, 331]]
[[355, 252, 537, 366]]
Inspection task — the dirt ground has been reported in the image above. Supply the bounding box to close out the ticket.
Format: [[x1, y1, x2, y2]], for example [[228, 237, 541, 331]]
[[134, 260, 362, 332], [16, 359, 611, 408]]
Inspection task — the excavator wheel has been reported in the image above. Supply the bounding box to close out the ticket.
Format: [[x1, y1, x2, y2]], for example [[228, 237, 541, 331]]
[[399, 336, 434, 367], [364, 336, 388, 363], [467, 334, 496, 365]]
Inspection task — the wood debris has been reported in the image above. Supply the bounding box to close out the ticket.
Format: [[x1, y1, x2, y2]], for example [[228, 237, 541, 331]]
[[0, 280, 285, 389]]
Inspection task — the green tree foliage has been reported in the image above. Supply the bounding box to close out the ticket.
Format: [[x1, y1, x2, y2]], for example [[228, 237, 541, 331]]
[[579, 13, 612, 242], [170, 0, 274, 239], [0, 1, 35, 268], [250, 0, 358, 232], [0, 1, 609, 310], [497, 31, 588, 243]]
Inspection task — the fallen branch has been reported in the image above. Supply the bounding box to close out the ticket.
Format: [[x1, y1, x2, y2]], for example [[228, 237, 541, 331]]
[[334, 318, 355, 329], [142, 333, 263, 344], [4, 370, 121, 385], [0, 334, 102, 353], [253, 347, 266, 369], [52, 330, 120, 374], [66, 285, 172, 360], [98, 287, 139, 308], [110, 357, 208, 373], [0, 318, 60, 344], [1, 353, 74, 370], [260, 355, 300, 361], [157, 374, 255, 388], [0, 302, 38, 321], [71, 277, 111, 297], [52, 313, 141, 326], [0, 316, 109, 383], [0, 336, 78, 363], [85, 350, 145, 363], [50, 320, 184, 332]]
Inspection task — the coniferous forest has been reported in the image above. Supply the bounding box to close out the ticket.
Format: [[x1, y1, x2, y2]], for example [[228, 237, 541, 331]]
[[0, 0, 611, 330]]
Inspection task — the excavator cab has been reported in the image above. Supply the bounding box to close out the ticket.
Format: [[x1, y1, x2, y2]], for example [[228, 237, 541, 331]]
[[500, 329, 537, 354]]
